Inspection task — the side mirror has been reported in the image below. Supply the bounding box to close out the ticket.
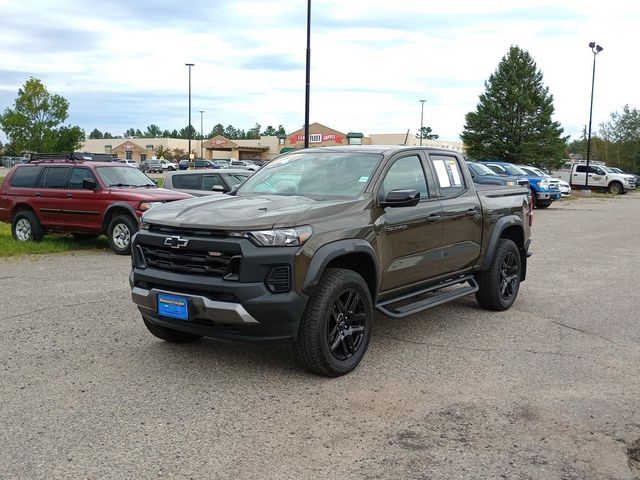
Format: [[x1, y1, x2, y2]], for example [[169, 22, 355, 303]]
[[211, 185, 225, 192], [82, 178, 99, 190], [380, 189, 420, 208]]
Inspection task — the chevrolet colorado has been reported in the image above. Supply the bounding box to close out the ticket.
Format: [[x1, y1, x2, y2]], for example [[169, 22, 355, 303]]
[[130, 146, 532, 376]]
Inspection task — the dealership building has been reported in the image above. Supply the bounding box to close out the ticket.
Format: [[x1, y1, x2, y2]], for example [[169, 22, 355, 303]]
[[80, 122, 463, 163]]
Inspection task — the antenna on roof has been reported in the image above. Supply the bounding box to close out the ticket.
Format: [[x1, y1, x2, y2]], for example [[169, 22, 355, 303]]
[[403, 129, 409, 146]]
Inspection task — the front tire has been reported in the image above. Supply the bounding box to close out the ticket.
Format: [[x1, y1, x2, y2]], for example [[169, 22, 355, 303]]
[[12, 211, 44, 242], [107, 214, 137, 255], [475, 239, 521, 311], [608, 182, 623, 194], [143, 317, 202, 343], [296, 268, 373, 377]]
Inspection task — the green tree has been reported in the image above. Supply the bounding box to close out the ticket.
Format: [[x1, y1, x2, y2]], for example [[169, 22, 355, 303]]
[[261, 125, 277, 136], [103, 131, 114, 139], [276, 125, 286, 136], [124, 128, 137, 138], [144, 124, 163, 138], [178, 125, 197, 139], [209, 123, 225, 137], [246, 122, 261, 139], [461, 46, 567, 169], [47, 125, 85, 152], [89, 128, 103, 139], [415, 126, 439, 140], [599, 105, 640, 172], [0, 77, 83, 153], [224, 125, 238, 139]]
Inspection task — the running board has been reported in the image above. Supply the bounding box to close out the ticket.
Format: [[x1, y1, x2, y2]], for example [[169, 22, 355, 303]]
[[376, 275, 479, 319]]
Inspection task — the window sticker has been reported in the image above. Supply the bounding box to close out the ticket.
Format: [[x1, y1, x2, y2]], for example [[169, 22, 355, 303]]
[[448, 160, 463, 186], [358, 176, 369, 183], [433, 160, 451, 188]]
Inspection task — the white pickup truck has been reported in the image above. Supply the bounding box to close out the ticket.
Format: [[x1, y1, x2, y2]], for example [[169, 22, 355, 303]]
[[552, 160, 636, 194]]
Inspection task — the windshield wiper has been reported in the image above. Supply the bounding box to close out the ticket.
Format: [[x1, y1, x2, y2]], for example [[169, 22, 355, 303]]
[[131, 184, 156, 187], [108, 183, 133, 187]]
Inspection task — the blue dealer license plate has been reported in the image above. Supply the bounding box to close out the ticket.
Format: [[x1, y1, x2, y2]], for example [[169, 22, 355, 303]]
[[157, 293, 189, 320]]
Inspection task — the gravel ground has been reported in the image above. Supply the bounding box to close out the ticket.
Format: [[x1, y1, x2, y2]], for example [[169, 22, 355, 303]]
[[1, 193, 639, 479]]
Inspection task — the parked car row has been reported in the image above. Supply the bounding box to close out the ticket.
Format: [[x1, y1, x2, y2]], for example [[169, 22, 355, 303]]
[[467, 160, 570, 209]]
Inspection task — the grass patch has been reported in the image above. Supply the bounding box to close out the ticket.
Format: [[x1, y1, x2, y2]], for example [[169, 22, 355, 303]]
[[0, 222, 110, 258], [156, 177, 164, 188]]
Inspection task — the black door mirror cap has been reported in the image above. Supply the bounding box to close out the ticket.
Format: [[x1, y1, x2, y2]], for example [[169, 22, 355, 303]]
[[380, 189, 420, 208], [82, 178, 99, 190]]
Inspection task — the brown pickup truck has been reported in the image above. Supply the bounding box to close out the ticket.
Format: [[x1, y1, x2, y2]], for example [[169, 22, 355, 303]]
[[130, 146, 532, 376]]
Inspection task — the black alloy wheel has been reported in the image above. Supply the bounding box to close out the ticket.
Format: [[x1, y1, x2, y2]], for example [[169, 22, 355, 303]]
[[327, 289, 367, 361], [499, 250, 519, 302]]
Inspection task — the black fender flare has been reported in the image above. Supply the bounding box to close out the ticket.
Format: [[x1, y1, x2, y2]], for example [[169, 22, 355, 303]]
[[480, 215, 525, 272], [102, 203, 138, 231], [302, 239, 378, 296]]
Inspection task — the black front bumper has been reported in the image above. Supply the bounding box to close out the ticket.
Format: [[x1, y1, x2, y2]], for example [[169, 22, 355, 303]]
[[130, 230, 308, 343]]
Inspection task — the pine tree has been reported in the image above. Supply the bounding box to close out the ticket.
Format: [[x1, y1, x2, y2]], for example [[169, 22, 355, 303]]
[[461, 46, 567, 168]]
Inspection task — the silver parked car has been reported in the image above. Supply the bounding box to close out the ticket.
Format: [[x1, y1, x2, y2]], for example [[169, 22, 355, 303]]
[[163, 169, 252, 196]]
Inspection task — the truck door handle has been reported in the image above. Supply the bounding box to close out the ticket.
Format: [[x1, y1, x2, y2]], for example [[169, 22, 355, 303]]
[[466, 208, 477, 216], [35, 192, 42, 197], [427, 214, 441, 223], [67, 193, 73, 198]]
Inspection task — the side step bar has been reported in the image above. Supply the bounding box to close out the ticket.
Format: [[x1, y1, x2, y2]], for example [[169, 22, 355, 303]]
[[376, 274, 479, 319]]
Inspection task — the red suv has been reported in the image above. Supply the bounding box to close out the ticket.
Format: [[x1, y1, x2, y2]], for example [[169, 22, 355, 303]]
[[0, 156, 192, 254]]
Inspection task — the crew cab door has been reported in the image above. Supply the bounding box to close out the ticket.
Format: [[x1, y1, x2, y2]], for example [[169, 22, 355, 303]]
[[429, 154, 483, 273], [32, 166, 72, 226], [573, 164, 606, 187], [375, 153, 444, 292]]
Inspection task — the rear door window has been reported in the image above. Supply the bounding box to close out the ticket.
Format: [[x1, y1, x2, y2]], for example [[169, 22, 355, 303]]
[[431, 155, 466, 198], [172, 174, 202, 189], [9, 166, 43, 187], [40, 167, 71, 188]]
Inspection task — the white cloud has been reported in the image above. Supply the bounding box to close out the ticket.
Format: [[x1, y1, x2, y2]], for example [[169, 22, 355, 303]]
[[0, 0, 639, 143]]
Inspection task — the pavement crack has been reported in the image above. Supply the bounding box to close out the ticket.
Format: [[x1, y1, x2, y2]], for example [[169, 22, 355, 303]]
[[0, 293, 126, 321], [551, 320, 621, 346], [373, 333, 624, 371]]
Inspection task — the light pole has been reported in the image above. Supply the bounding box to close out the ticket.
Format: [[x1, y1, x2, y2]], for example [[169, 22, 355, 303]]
[[304, 0, 311, 149], [185, 63, 195, 163], [419, 99, 426, 146], [585, 42, 603, 189], [199, 110, 204, 159]]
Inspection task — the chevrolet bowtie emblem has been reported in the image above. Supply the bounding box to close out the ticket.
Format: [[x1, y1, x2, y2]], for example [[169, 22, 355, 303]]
[[164, 236, 189, 249]]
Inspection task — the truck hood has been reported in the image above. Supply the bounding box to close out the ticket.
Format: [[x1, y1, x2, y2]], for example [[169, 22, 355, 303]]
[[141, 193, 369, 230]]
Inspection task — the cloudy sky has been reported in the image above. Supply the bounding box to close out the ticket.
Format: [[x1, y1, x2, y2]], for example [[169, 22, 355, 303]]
[[0, 0, 638, 143]]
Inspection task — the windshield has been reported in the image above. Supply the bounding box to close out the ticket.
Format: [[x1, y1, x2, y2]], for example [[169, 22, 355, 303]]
[[96, 166, 155, 187], [237, 152, 382, 198], [600, 166, 615, 173], [502, 164, 528, 176], [469, 163, 496, 175], [225, 173, 249, 186]]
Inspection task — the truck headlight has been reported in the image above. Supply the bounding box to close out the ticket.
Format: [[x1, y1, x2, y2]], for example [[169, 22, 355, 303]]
[[506, 181, 515, 186], [538, 180, 549, 190], [230, 225, 312, 247]]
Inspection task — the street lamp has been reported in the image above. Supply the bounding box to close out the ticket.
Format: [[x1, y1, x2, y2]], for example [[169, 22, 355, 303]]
[[419, 99, 426, 146], [185, 63, 195, 163], [199, 110, 205, 159], [585, 42, 603, 189], [304, 0, 311, 149]]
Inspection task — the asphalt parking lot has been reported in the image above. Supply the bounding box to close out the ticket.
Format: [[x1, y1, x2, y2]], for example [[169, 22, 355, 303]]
[[1, 193, 639, 479]]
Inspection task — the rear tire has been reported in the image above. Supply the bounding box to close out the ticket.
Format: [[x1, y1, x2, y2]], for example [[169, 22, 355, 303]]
[[107, 214, 137, 255], [475, 239, 521, 311], [143, 317, 203, 343], [12, 211, 44, 242], [296, 268, 373, 377], [536, 202, 551, 209]]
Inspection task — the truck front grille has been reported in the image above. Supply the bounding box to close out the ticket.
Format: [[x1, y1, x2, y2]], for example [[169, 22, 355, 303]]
[[139, 245, 239, 277], [549, 180, 560, 190]]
